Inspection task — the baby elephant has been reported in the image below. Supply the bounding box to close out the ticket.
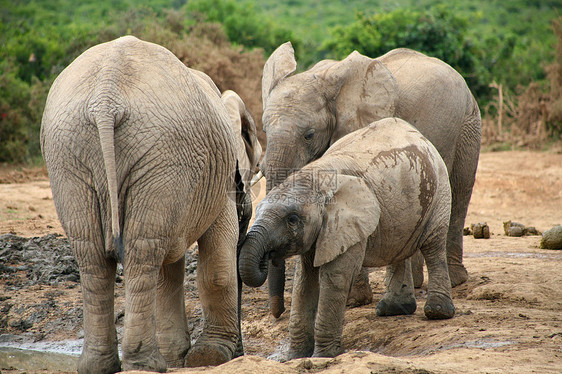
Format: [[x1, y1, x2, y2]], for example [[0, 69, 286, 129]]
[[239, 117, 455, 359]]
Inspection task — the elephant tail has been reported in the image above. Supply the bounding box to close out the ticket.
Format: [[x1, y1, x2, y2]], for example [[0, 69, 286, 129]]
[[94, 109, 124, 261]]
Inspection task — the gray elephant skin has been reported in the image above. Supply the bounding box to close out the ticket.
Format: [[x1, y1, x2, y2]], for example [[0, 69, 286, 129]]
[[40, 36, 261, 373], [260, 42, 481, 317], [240, 118, 455, 359]]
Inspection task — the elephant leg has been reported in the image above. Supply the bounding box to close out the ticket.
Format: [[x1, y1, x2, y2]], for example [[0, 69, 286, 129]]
[[185, 203, 239, 367], [346, 267, 373, 307], [313, 242, 364, 358], [121, 238, 167, 372], [57, 180, 120, 374], [448, 117, 481, 287], [268, 260, 286, 318], [156, 255, 190, 367], [411, 250, 425, 288], [73, 238, 121, 374], [420, 232, 455, 320], [375, 259, 417, 316], [288, 252, 319, 359]]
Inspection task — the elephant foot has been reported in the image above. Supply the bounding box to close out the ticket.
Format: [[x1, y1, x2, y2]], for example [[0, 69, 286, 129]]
[[157, 334, 190, 368], [312, 342, 343, 358], [122, 349, 167, 373], [346, 269, 373, 307], [448, 263, 469, 287], [375, 292, 417, 316], [288, 348, 313, 360], [78, 349, 121, 374], [184, 342, 233, 367], [424, 292, 455, 320]]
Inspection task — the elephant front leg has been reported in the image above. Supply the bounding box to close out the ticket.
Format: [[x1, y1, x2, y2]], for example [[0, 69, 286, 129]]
[[288, 252, 319, 359], [375, 259, 417, 316], [313, 242, 364, 358], [185, 205, 239, 367], [74, 239, 121, 374], [156, 255, 190, 367]]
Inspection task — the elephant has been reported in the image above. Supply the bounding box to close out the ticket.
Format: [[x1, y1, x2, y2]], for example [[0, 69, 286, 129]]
[[40, 36, 262, 373], [259, 42, 481, 318], [239, 118, 455, 359]]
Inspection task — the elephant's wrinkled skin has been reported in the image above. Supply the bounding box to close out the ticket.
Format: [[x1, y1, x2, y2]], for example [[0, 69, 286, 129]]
[[240, 118, 455, 359], [260, 43, 481, 317], [40, 36, 261, 373]]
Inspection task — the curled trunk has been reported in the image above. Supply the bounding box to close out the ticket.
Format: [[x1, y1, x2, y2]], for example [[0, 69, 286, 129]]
[[239, 228, 269, 288]]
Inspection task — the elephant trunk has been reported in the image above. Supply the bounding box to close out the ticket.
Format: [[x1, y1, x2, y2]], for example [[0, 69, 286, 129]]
[[262, 149, 298, 318], [239, 227, 270, 288]]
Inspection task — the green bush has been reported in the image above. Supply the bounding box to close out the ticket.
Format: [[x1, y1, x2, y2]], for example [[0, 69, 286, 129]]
[[321, 6, 492, 104], [184, 0, 300, 54]]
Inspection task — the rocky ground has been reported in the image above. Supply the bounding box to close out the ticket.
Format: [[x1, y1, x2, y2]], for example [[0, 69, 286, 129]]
[[0, 151, 561, 373]]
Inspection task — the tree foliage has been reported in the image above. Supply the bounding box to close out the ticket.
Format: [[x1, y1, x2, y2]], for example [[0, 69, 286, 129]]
[[321, 6, 494, 103]]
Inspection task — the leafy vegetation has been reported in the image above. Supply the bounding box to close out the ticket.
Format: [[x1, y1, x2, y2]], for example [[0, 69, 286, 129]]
[[0, 0, 559, 163]]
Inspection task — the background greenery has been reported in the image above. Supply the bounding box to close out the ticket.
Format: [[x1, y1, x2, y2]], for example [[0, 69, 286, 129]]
[[0, 0, 559, 163]]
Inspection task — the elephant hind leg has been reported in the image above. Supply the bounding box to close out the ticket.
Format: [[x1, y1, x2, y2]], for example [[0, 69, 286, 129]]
[[447, 114, 481, 287], [346, 267, 373, 307], [375, 259, 417, 317], [121, 238, 167, 372], [156, 255, 190, 367], [185, 202, 239, 367], [420, 231, 455, 320], [57, 181, 120, 374], [73, 237, 121, 374]]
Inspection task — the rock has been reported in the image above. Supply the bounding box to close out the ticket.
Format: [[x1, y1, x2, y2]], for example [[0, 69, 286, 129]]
[[540, 225, 562, 250], [471, 223, 490, 239], [463, 227, 472, 236]]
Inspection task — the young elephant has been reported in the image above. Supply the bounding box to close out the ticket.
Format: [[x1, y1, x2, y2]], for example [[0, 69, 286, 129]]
[[239, 118, 454, 359], [41, 36, 261, 373]]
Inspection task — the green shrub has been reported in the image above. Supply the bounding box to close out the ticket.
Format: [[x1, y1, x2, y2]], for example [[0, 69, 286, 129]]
[[321, 6, 491, 104]]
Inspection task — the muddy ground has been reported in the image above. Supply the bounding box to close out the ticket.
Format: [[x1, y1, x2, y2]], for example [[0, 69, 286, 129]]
[[0, 151, 561, 373]]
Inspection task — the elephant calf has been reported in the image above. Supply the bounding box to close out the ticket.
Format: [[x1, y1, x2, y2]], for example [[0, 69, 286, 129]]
[[41, 36, 261, 373], [239, 117, 454, 359]]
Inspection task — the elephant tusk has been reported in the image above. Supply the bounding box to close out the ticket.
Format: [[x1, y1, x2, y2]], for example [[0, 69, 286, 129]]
[[250, 170, 264, 187]]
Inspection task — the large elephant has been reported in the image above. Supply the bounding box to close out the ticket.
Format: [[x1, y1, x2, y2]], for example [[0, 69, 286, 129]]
[[259, 42, 481, 317], [40, 36, 261, 373], [240, 118, 455, 359]]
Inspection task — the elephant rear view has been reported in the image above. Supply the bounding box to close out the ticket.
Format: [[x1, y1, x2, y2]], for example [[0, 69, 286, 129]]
[[40, 36, 261, 373]]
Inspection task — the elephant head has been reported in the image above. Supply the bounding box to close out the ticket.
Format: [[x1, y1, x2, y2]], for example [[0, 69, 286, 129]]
[[260, 42, 397, 317], [239, 172, 379, 288]]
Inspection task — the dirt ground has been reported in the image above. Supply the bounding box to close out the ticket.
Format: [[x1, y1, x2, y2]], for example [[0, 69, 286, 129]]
[[1, 151, 561, 373]]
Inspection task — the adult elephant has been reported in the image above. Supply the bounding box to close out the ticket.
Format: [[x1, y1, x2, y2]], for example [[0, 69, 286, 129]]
[[259, 42, 481, 318], [41, 36, 261, 373]]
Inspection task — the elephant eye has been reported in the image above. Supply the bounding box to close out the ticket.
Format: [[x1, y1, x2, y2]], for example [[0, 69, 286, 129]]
[[287, 213, 299, 225], [304, 130, 315, 141]]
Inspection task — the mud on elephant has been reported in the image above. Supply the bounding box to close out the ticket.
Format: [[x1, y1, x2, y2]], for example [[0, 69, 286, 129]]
[[40, 36, 261, 373], [259, 42, 481, 317], [240, 118, 455, 359]]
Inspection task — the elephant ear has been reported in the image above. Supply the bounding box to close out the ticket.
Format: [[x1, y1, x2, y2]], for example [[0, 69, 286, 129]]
[[262, 42, 297, 110], [314, 174, 380, 267], [222, 90, 263, 194], [190, 68, 222, 98], [320, 51, 398, 140]]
